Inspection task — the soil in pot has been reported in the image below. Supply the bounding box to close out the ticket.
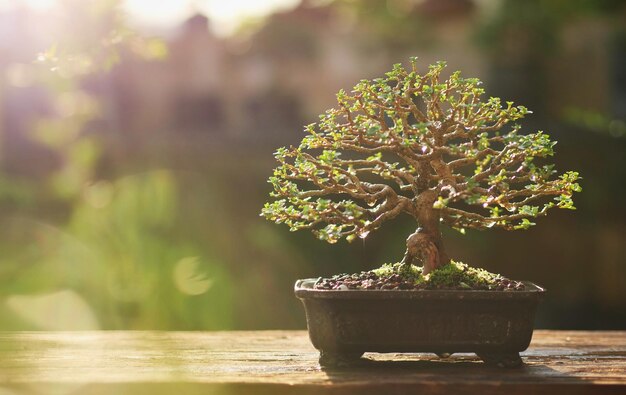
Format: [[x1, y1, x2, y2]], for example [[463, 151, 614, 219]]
[[314, 261, 526, 291]]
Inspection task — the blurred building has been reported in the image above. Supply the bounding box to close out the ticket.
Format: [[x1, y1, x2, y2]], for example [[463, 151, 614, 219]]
[[86, 0, 488, 145]]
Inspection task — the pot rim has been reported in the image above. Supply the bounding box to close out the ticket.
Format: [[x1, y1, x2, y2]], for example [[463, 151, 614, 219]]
[[295, 278, 545, 300]]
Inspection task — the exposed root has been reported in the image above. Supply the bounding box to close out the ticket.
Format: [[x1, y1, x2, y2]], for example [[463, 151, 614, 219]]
[[401, 229, 440, 275]]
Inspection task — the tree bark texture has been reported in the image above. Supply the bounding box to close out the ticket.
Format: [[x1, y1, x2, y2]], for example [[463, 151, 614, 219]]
[[402, 190, 450, 274]]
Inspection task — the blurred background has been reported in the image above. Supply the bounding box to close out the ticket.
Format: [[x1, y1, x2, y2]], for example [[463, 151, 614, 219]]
[[0, 0, 624, 331]]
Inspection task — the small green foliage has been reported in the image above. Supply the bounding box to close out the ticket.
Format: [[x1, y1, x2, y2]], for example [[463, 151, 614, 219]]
[[513, 218, 536, 230], [262, 58, 581, 275]]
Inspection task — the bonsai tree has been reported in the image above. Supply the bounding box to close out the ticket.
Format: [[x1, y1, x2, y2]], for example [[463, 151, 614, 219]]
[[262, 59, 581, 275]]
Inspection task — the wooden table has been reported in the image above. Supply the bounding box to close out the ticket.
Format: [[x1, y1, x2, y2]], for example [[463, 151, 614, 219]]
[[0, 330, 624, 394]]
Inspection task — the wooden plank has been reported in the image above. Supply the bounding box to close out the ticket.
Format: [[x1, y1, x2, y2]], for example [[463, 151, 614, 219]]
[[0, 330, 624, 394]]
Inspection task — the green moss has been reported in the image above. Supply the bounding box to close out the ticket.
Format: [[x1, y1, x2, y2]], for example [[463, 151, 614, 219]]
[[426, 261, 500, 289], [372, 262, 425, 283], [370, 261, 500, 289]]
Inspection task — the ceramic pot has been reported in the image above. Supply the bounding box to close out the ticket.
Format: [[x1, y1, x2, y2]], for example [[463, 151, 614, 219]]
[[295, 278, 545, 368]]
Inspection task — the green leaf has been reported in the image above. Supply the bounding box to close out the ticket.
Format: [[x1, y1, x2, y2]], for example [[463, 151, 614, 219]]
[[514, 218, 536, 230]]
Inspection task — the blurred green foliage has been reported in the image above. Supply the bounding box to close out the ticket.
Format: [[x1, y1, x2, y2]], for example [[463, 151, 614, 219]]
[[0, 172, 233, 330], [0, 0, 233, 330]]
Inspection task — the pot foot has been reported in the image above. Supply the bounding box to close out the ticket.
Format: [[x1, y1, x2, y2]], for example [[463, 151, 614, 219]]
[[477, 352, 523, 368], [318, 350, 364, 368]]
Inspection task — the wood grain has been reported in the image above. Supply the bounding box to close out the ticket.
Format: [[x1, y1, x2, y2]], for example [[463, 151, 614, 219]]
[[0, 330, 624, 394]]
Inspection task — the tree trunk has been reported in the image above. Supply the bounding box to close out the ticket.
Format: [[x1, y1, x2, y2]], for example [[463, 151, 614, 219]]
[[401, 229, 449, 274], [401, 190, 450, 274]]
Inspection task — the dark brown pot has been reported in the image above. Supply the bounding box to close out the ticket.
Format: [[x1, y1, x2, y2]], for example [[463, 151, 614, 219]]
[[295, 278, 545, 368]]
